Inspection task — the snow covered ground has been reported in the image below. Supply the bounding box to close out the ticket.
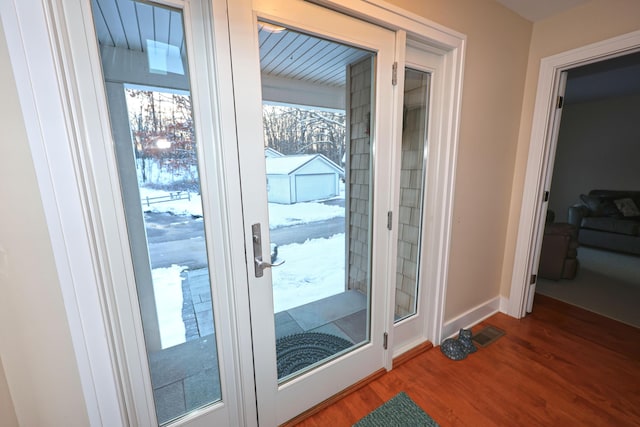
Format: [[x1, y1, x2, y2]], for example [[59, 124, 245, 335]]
[[140, 187, 344, 228], [271, 233, 345, 313], [141, 187, 345, 348], [152, 265, 188, 348]]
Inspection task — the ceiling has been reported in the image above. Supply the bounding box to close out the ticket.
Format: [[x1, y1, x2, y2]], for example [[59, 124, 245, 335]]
[[93, 0, 639, 105], [495, 0, 589, 22], [494, 0, 640, 104], [92, 0, 185, 55], [92, 0, 367, 89], [258, 22, 369, 88]]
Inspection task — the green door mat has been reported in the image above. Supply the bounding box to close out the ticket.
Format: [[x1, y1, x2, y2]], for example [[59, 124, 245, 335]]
[[354, 392, 439, 427]]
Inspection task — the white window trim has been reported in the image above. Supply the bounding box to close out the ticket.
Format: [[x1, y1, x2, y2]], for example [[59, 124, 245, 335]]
[[1, 0, 125, 424]]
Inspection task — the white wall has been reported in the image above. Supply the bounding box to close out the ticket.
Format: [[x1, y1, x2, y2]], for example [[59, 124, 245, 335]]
[[0, 355, 17, 427], [549, 94, 640, 221], [388, 0, 533, 319], [0, 18, 90, 427]]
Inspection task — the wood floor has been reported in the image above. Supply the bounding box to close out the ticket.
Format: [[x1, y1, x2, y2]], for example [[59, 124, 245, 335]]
[[293, 295, 640, 426]]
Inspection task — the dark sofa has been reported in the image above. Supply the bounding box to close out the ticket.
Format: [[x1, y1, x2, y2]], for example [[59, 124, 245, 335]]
[[568, 190, 640, 256]]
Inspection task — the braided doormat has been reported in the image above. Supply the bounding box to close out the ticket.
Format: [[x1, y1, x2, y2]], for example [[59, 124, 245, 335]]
[[354, 392, 439, 427], [276, 332, 352, 378]]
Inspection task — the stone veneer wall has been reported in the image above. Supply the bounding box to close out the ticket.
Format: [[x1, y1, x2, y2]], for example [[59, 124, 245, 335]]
[[395, 102, 427, 317], [347, 56, 373, 294]]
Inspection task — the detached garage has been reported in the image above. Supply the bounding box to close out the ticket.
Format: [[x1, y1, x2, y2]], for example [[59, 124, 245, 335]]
[[265, 154, 343, 204]]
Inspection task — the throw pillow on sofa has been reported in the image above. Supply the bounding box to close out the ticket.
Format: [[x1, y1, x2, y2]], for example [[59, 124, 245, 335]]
[[614, 198, 640, 217], [579, 194, 622, 217]]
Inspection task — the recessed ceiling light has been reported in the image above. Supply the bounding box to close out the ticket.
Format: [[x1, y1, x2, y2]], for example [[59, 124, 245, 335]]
[[260, 22, 286, 34]]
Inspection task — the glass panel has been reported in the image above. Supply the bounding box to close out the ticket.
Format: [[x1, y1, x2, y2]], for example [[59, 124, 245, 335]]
[[90, 1, 221, 424], [394, 68, 430, 322], [258, 21, 375, 381]]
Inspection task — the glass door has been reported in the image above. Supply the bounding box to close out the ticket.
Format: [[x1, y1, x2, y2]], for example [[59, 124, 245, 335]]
[[393, 67, 430, 324], [390, 43, 443, 354], [86, 0, 241, 424], [228, 0, 396, 424], [261, 24, 375, 382]]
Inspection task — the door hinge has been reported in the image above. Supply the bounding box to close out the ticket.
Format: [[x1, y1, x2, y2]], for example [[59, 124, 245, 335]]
[[544, 191, 550, 202], [387, 211, 393, 230], [383, 332, 388, 350], [530, 274, 537, 285], [556, 95, 564, 109], [392, 62, 398, 86]]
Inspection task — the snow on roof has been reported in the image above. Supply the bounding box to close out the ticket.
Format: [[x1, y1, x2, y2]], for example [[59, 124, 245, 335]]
[[265, 154, 343, 175], [264, 147, 284, 157], [265, 154, 317, 175]]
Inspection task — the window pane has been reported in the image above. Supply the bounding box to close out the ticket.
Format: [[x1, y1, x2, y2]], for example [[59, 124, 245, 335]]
[[258, 21, 375, 382], [90, 0, 221, 424], [395, 68, 430, 322]]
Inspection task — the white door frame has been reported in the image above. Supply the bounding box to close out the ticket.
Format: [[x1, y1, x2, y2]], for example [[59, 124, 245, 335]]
[[313, 0, 466, 347], [1, 0, 465, 423], [388, 40, 446, 357], [2, 0, 250, 425], [229, 2, 398, 424], [1, 0, 124, 423], [508, 30, 640, 318], [522, 71, 567, 314]]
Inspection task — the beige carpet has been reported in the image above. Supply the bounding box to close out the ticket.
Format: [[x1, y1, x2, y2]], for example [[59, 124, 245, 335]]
[[536, 247, 640, 328]]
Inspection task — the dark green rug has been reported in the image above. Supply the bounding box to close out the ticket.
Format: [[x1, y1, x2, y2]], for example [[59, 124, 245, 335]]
[[354, 392, 439, 427], [276, 332, 352, 379]]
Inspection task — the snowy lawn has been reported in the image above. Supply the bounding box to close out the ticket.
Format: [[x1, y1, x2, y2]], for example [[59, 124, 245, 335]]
[[267, 202, 344, 228], [140, 187, 203, 217], [141, 187, 345, 348], [139, 187, 343, 228], [152, 265, 186, 349], [272, 233, 344, 313]]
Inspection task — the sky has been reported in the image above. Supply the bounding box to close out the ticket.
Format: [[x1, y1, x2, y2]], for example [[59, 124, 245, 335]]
[[141, 186, 346, 349]]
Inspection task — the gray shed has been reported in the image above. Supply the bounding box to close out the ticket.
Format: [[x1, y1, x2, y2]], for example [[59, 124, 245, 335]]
[[265, 154, 343, 204]]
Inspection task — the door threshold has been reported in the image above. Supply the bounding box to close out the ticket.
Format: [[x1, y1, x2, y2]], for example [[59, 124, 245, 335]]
[[392, 341, 434, 368], [279, 368, 386, 427]]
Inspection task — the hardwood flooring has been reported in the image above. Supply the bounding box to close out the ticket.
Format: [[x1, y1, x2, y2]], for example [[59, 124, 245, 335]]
[[292, 295, 640, 426]]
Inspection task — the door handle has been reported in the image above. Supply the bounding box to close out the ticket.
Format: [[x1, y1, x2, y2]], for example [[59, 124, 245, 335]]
[[252, 223, 285, 277], [254, 257, 285, 271]]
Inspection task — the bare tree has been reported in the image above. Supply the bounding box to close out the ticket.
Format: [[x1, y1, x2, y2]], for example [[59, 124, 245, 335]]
[[125, 96, 345, 190], [262, 104, 345, 164], [126, 89, 198, 190]]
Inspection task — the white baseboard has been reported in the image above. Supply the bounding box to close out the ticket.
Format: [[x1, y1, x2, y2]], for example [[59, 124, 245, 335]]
[[441, 296, 504, 341], [499, 296, 509, 314]]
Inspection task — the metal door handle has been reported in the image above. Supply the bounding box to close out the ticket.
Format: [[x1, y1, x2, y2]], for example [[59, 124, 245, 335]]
[[252, 223, 285, 277], [254, 257, 285, 270]]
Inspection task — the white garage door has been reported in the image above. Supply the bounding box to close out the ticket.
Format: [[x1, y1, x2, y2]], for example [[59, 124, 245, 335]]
[[295, 174, 336, 202]]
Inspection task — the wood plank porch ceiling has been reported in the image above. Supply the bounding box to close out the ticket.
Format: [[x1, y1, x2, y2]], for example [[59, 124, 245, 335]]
[[91, 0, 370, 88]]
